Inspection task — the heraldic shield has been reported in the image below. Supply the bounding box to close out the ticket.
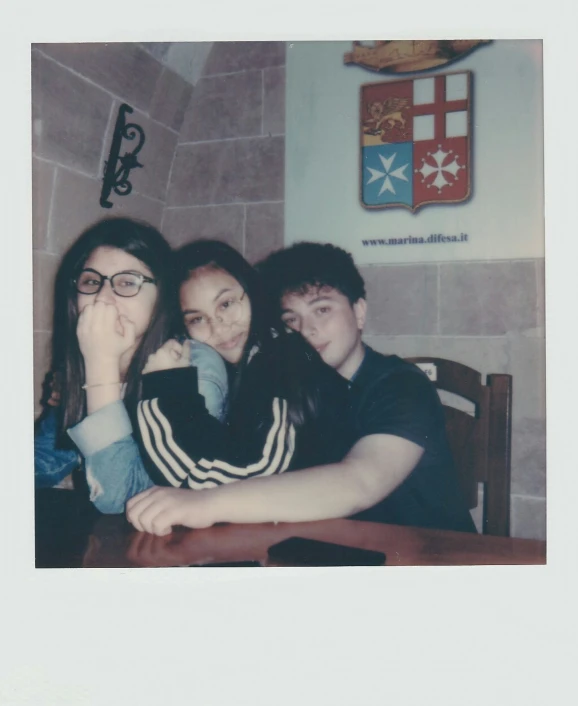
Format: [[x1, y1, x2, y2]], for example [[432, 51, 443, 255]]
[[361, 71, 472, 212]]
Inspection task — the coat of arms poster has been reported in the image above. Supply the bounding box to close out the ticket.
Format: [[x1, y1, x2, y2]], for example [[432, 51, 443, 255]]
[[284, 40, 543, 266], [361, 72, 471, 212]]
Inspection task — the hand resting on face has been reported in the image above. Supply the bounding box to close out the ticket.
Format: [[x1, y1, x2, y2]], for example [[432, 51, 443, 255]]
[[76, 300, 137, 367], [142, 339, 192, 375]]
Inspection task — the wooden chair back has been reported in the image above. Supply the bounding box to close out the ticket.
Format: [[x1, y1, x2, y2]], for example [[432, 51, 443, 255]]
[[406, 357, 512, 536]]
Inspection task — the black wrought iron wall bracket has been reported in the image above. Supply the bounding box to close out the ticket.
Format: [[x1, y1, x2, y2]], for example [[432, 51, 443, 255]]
[[100, 103, 146, 209]]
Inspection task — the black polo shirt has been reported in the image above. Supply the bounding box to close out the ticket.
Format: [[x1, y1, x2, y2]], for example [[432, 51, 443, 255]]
[[347, 346, 476, 533]]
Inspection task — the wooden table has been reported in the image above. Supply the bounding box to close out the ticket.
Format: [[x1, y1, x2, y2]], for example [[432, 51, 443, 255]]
[[35, 489, 546, 568]]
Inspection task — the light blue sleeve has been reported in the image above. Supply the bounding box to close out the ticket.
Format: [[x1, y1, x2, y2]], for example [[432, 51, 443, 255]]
[[68, 400, 154, 514], [83, 438, 155, 514], [66, 345, 227, 514], [189, 339, 228, 421], [67, 400, 154, 514], [34, 410, 81, 489]]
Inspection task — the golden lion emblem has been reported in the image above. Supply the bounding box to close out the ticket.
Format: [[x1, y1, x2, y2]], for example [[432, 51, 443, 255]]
[[364, 97, 409, 137]]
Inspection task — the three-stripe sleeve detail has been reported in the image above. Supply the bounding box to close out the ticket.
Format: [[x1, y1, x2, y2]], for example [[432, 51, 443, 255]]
[[137, 397, 295, 488]]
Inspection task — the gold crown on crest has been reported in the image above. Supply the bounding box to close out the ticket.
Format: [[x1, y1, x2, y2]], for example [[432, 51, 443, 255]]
[[344, 40, 491, 74]]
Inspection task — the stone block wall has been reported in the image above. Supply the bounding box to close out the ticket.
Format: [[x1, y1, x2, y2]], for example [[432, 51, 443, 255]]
[[161, 41, 286, 263], [362, 259, 545, 539], [31, 42, 193, 416]]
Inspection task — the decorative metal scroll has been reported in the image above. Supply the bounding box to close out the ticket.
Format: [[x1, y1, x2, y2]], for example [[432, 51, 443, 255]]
[[100, 103, 145, 209]]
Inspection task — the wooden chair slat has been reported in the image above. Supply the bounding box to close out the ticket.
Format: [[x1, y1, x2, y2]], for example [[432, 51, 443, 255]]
[[406, 357, 512, 536]]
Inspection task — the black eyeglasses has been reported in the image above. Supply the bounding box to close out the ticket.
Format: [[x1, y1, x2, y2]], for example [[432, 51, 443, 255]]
[[74, 268, 157, 298], [183, 290, 247, 342]]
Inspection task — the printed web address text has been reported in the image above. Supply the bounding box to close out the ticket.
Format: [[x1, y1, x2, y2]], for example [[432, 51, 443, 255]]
[[362, 233, 469, 247]]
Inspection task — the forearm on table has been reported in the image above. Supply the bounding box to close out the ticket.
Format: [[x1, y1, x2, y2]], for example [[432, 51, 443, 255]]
[[200, 460, 377, 525], [195, 434, 423, 526]]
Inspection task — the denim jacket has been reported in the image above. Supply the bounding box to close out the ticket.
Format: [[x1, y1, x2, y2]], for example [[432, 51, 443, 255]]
[[34, 340, 228, 514], [34, 411, 82, 489]]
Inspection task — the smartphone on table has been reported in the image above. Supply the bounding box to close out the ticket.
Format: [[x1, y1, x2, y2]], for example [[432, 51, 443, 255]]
[[190, 561, 261, 567], [267, 537, 386, 567]]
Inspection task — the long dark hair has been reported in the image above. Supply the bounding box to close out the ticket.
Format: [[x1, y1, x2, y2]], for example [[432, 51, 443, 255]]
[[257, 241, 366, 318], [51, 217, 174, 440], [173, 240, 321, 426], [173, 240, 268, 401]]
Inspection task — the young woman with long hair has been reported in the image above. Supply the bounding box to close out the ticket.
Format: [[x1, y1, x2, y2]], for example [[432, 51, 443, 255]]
[[34, 218, 227, 511], [119, 240, 354, 534]]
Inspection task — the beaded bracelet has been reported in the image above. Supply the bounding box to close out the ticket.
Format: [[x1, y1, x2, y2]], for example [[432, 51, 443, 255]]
[[81, 381, 122, 390]]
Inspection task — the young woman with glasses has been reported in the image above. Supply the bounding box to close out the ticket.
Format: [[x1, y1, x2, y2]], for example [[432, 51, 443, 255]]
[[34, 218, 228, 509], [121, 240, 353, 535]]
